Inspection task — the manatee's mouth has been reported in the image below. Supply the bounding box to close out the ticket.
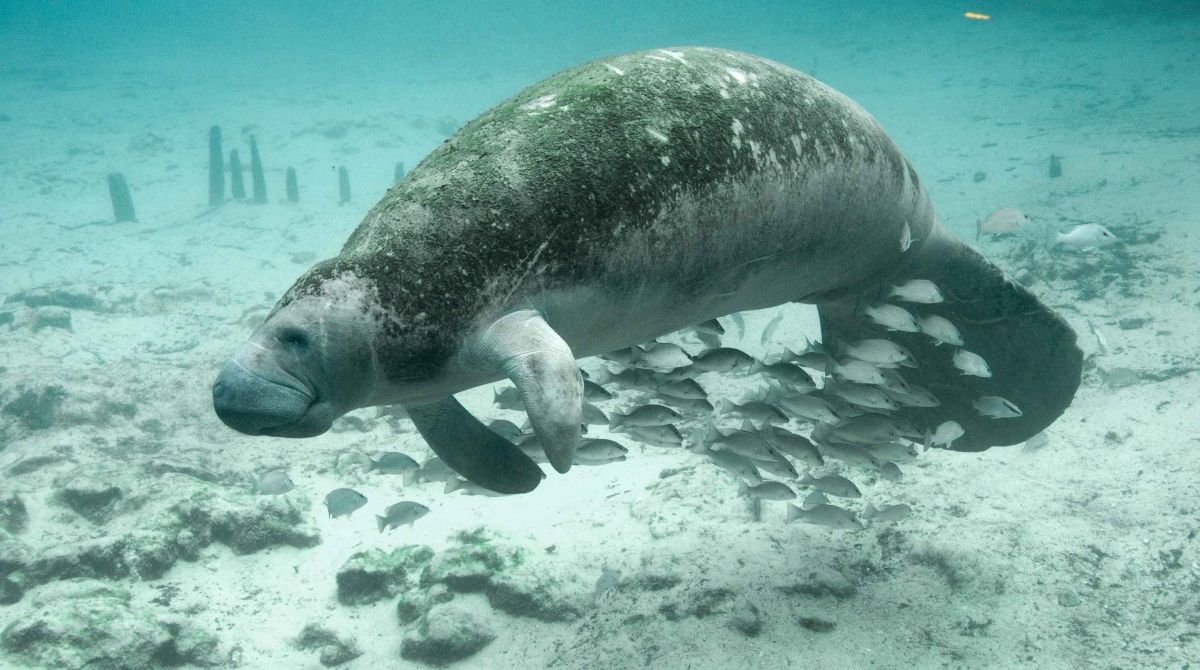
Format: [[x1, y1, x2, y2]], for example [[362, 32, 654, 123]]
[[212, 358, 334, 438]]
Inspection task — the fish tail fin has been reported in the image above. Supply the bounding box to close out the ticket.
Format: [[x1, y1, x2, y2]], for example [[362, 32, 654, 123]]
[[737, 481, 750, 497], [376, 515, 387, 533], [402, 470, 417, 487], [785, 503, 802, 523], [749, 360, 766, 374], [816, 227, 1080, 452]]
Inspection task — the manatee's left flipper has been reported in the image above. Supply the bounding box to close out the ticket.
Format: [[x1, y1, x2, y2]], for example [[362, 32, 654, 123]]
[[469, 309, 584, 472], [405, 396, 544, 494], [816, 227, 1082, 451]]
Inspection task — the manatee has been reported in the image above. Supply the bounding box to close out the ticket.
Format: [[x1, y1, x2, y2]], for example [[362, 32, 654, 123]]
[[212, 47, 1081, 493]]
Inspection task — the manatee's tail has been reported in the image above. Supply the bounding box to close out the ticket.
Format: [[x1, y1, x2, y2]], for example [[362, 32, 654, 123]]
[[815, 228, 1081, 452]]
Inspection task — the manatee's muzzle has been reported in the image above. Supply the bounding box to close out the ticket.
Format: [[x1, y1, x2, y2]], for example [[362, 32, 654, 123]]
[[212, 358, 326, 437]]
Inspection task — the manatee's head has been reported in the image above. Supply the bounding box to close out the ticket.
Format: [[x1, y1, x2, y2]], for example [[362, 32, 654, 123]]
[[212, 263, 386, 437]]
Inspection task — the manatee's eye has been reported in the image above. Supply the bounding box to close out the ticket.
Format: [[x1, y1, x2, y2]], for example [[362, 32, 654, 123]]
[[276, 327, 310, 351]]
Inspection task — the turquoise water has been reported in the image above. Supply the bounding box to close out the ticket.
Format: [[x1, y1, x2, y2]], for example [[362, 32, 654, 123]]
[[1, 3, 1198, 669]]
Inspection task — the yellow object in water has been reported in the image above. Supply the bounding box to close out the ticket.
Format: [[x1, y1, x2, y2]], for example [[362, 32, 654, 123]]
[[964, 11, 991, 20]]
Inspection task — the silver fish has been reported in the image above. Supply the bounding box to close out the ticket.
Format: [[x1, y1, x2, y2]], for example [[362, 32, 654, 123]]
[[829, 414, 903, 444], [840, 338, 914, 367], [635, 342, 693, 370], [717, 399, 788, 426], [582, 402, 609, 425], [878, 461, 903, 481], [952, 349, 992, 377], [654, 394, 714, 414], [863, 303, 919, 332], [376, 501, 430, 532], [826, 382, 898, 411], [863, 503, 911, 523], [694, 319, 725, 337], [761, 312, 784, 345], [775, 393, 841, 424], [610, 404, 680, 428], [577, 438, 628, 462], [750, 451, 799, 479], [583, 379, 613, 401], [888, 279, 943, 304], [366, 452, 420, 484], [625, 423, 684, 448], [799, 473, 861, 498], [831, 358, 886, 385], [899, 221, 912, 252], [324, 488, 368, 518], [863, 441, 920, 462], [655, 378, 708, 400], [492, 386, 524, 410], [749, 361, 816, 393], [883, 384, 940, 408], [917, 315, 964, 347], [705, 448, 762, 483], [786, 503, 863, 530], [818, 442, 880, 471], [1022, 431, 1049, 454], [486, 419, 527, 443], [877, 368, 911, 394], [800, 490, 829, 510], [765, 428, 824, 468], [927, 420, 965, 448], [444, 478, 508, 496], [972, 395, 1022, 418], [415, 457, 457, 484], [601, 348, 638, 366], [738, 480, 796, 501], [711, 428, 776, 461], [251, 470, 294, 495], [690, 347, 757, 373], [1055, 223, 1116, 251]]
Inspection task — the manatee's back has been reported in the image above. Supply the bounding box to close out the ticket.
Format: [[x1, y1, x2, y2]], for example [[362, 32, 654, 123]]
[[343, 47, 924, 304]]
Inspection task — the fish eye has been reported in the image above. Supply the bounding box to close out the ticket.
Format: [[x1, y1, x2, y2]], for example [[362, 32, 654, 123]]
[[276, 327, 310, 351]]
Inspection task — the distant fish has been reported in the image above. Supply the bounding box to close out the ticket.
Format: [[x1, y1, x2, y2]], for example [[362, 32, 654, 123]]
[[749, 361, 816, 393], [1022, 431, 1049, 454], [884, 383, 940, 408], [738, 480, 796, 501], [325, 488, 368, 518], [601, 348, 638, 366], [690, 347, 757, 373], [1103, 367, 1140, 388], [610, 404, 680, 428], [972, 395, 1022, 418], [818, 442, 880, 471], [863, 303, 919, 332], [694, 319, 725, 337], [977, 207, 1030, 239], [830, 358, 886, 385], [366, 452, 420, 482], [624, 423, 683, 448], [1056, 223, 1116, 251], [582, 402, 609, 425], [899, 221, 912, 252], [729, 312, 746, 339], [863, 503, 911, 523], [709, 425, 776, 461], [878, 461, 903, 481], [486, 418, 527, 443], [250, 469, 294, 495], [863, 441, 920, 463], [761, 311, 784, 345], [444, 477, 508, 496], [800, 490, 828, 510], [877, 368, 912, 395], [493, 386, 524, 410], [576, 438, 628, 465], [917, 315, 964, 347], [716, 399, 788, 426], [927, 421, 965, 448], [952, 349, 992, 377], [750, 450, 798, 479], [774, 393, 841, 424], [786, 503, 863, 530], [655, 378, 708, 400], [888, 279, 943, 304], [592, 568, 621, 605], [799, 473, 861, 498], [765, 427, 824, 467], [415, 457, 457, 484], [634, 341, 693, 370], [840, 338, 914, 367], [583, 379, 613, 402], [705, 448, 762, 483], [654, 394, 713, 414], [825, 381, 898, 411], [376, 501, 430, 532], [829, 414, 903, 444]]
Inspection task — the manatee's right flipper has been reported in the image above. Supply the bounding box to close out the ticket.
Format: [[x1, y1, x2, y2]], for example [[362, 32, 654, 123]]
[[816, 228, 1082, 451], [405, 396, 544, 494]]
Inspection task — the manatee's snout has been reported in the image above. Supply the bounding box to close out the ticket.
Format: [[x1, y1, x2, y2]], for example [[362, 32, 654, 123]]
[[212, 358, 314, 436]]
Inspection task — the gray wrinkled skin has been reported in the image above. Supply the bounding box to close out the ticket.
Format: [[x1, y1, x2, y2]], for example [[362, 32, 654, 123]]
[[213, 47, 1081, 492]]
